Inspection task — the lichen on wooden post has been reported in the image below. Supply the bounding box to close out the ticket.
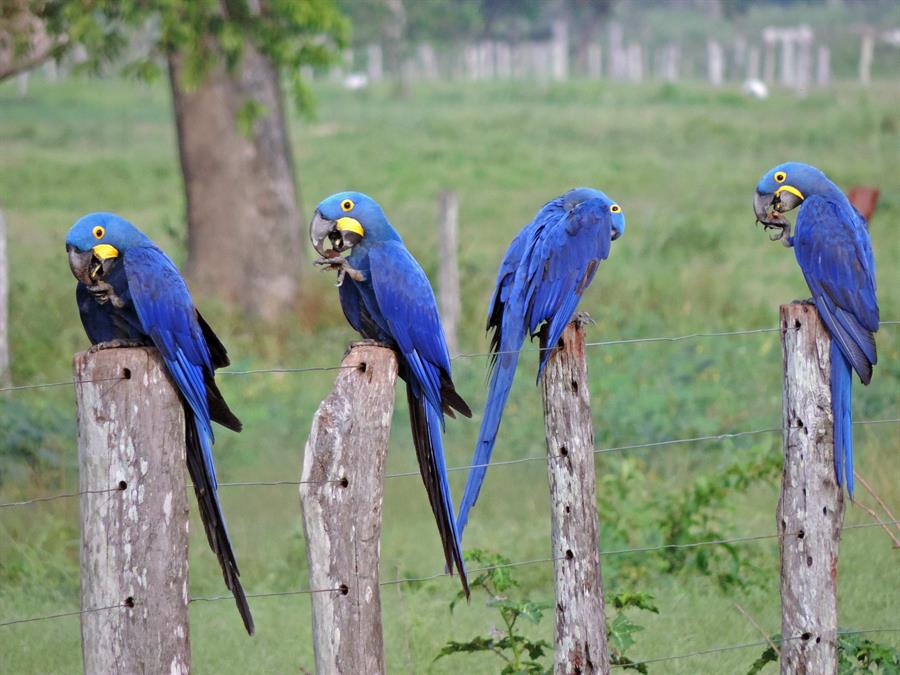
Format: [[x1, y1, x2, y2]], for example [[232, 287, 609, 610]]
[[299, 342, 398, 675], [541, 320, 610, 675], [74, 347, 190, 675], [778, 303, 844, 675]]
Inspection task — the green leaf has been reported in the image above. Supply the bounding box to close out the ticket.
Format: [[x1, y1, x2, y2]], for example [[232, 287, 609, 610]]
[[612, 592, 660, 614]]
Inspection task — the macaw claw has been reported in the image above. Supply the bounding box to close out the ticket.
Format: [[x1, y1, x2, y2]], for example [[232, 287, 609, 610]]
[[313, 255, 366, 286], [88, 338, 146, 353]]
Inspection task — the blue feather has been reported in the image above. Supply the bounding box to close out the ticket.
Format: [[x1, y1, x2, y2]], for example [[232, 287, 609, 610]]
[[457, 189, 622, 539]]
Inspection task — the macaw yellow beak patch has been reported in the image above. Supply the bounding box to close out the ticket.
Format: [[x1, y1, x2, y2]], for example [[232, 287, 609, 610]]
[[92, 244, 119, 260], [774, 184, 804, 201], [336, 217, 364, 238]]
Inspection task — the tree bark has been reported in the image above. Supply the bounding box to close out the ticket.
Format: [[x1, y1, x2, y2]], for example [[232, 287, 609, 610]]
[[299, 342, 398, 675], [75, 347, 190, 675], [541, 321, 610, 675], [167, 42, 302, 321], [778, 303, 844, 675], [0, 3, 62, 82]]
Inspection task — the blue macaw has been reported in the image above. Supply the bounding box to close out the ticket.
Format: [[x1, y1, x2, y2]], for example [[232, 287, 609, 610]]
[[66, 213, 254, 634], [309, 192, 473, 593], [754, 162, 879, 495], [455, 188, 625, 537]]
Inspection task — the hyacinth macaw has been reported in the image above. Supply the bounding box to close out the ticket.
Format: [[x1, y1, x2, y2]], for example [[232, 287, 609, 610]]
[[309, 192, 472, 595], [754, 162, 879, 495], [456, 188, 625, 537], [66, 213, 254, 634]]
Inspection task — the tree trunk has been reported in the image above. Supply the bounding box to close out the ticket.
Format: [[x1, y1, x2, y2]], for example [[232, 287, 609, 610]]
[[167, 44, 302, 321]]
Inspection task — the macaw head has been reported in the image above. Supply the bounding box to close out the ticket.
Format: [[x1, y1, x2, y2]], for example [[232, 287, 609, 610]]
[[309, 191, 395, 257], [565, 187, 625, 241], [65, 212, 150, 285], [753, 162, 837, 241]]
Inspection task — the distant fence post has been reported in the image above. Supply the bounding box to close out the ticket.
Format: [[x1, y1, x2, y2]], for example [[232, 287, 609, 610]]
[[437, 191, 460, 356], [541, 320, 610, 674], [0, 207, 9, 386], [299, 342, 398, 675], [74, 347, 190, 675], [778, 304, 844, 675]]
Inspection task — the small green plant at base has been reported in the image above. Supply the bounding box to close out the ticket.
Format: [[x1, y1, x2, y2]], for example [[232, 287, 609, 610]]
[[436, 549, 553, 674], [608, 592, 660, 673], [747, 632, 900, 674], [436, 550, 659, 674]]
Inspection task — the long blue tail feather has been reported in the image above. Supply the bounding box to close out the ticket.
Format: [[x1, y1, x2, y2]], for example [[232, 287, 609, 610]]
[[831, 341, 854, 497], [456, 349, 521, 537]]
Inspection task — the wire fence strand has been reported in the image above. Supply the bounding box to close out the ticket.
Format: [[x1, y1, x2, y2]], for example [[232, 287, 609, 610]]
[[3, 321, 898, 394], [2, 418, 896, 509], [612, 628, 900, 669], [9, 520, 895, 629]]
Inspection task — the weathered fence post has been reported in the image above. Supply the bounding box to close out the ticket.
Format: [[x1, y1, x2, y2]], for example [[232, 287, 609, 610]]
[[541, 321, 610, 675], [437, 190, 460, 356], [74, 347, 190, 675], [778, 303, 844, 675], [299, 343, 398, 675]]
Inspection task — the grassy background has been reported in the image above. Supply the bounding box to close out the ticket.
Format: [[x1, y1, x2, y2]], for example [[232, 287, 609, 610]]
[[0, 74, 898, 673]]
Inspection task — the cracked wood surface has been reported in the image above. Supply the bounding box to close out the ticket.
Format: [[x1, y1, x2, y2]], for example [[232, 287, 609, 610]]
[[541, 321, 610, 675], [299, 343, 398, 675], [75, 347, 190, 675], [778, 303, 844, 675]]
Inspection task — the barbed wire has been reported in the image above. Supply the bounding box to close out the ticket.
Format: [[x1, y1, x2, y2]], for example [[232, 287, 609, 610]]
[[2, 321, 897, 394], [2, 418, 896, 509], [8, 520, 895, 629], [613, 628, 900, 669]]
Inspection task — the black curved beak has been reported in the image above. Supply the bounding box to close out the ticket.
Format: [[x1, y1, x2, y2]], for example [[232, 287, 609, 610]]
[[309, 210, 336, 257], [309, 209, 364, 256], [611, 227, 622, 242], [753, 191, 787, 227], [67, 244, 96, 286]]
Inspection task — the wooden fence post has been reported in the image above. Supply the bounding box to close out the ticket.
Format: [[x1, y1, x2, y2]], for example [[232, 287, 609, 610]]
[[0, 207, 9, 386], [74, 347, 190, 675], [299, 342, 398, 675], [437, 191, 460, 356], [541, 321, 610, 675], [778, 303, 844, 674]]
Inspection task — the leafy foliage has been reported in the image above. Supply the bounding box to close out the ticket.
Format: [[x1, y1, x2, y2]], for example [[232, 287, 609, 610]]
[[440, 549, 553, 674], [598, 445, 781, 590], [31, 0, 348, 110], [0, 397, 73, 486], [439, 550, 659, 673], [747, 632, 900, 674]]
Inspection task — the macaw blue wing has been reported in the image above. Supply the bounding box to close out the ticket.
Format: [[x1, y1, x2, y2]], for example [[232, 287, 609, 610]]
[[525, 199, 612, 377], [123, 246, 254, 634], [794, 196, 878, 382], [368, 242, 455, 415], [367, 242, 469, 593], [793, 195, 879, 496], [457, 197, 612, 538]]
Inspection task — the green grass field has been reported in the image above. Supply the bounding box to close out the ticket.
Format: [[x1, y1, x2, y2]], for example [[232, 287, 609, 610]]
[[1, 74, 898, 673]]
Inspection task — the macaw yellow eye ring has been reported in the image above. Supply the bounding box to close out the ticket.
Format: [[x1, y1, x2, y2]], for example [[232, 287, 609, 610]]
[[341, 199, 354, 212], [609, 204, 621, 214], [774, 171, 787, 184], [92, 226, 105, 239]]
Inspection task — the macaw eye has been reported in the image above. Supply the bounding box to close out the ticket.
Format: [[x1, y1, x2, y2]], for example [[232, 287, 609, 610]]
[[92, 226, 105, 239], [774, 171, 787, 183], [341, 199, 354, 212], [609, 204, 621, 214]]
